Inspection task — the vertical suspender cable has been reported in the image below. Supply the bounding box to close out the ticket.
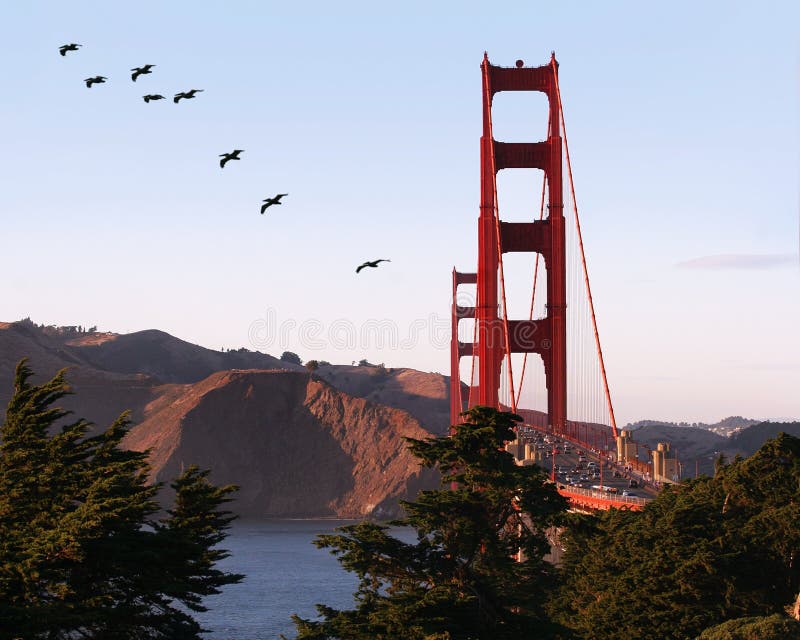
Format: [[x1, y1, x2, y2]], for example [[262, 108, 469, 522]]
[[552, 59, 618, 438], [518, 114, 550, 400]]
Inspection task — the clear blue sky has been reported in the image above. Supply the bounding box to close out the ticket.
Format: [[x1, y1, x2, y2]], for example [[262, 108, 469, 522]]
[[0, 1, 797, 425]]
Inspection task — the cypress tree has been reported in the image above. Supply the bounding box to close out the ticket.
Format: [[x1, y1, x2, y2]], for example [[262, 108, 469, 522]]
[[0, 360, 242, 639], [291, 406, 570, 640]]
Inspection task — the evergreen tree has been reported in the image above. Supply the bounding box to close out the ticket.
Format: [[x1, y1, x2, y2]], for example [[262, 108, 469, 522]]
[[291, 406, 570, 640], [551, 433, 800, 640], [280, 351, 303, 366], [0, 360, 242, 639]]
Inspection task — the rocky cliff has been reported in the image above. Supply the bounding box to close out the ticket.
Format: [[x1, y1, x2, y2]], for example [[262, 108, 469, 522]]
[[123, 369, 437, 518]]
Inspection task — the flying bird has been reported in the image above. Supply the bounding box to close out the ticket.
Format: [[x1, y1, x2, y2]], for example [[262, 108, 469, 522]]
[[173, 89, 204, 103], [356, 259, 391, 273], [59, 43, 81, 56], [131, 64, 155, 82], [219, 149, 244, 168], [84, 76, 107, 88], [260, 194, 288, 214], [143, 94, 165, 103]]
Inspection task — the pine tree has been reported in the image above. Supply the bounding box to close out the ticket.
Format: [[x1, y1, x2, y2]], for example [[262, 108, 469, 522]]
[[290, 406, 570, 640], [0, 360, 242, 639]]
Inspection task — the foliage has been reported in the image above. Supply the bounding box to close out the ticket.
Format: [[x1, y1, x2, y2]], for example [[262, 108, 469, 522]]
[[697, 614, 800, 639], [290, 406, 570, 640], [0, 360, 243, 640], [280, 351, 303, 365], [15, 318, 98, 335], [305, 360, 320, 372], [551, 433, 800, 640]]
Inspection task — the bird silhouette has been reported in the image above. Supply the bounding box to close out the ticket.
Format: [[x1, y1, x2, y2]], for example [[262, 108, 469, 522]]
[[219, 149, 244, 168], [131, 64, 155, 82], [173, 89, 204, 103], [260, 194, 288, 214], [59, 43, 81, 56], [84, 76, 107, 88], [356, 259, 391, 273], [143, 94, 165, 103]]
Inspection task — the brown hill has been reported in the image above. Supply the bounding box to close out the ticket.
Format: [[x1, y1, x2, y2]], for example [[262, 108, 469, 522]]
[[0, 320, 306, 426], [123, 370, 437, 518], [0, 321, 160, 428], [63, 328, 300, 383], [314, 364, 452, 435]]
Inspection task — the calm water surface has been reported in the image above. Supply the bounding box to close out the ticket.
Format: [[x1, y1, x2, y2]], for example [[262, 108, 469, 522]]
[[196, 519, 394, 639]]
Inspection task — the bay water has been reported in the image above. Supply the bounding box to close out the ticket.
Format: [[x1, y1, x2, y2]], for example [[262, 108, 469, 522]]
[[195, 519, 397, 639]]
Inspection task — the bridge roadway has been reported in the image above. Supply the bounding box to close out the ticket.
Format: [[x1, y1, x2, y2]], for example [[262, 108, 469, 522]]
[[516, 425, 656, 512]]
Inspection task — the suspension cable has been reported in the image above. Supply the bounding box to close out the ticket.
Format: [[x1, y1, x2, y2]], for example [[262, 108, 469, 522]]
[[552, 59, 618, 436]]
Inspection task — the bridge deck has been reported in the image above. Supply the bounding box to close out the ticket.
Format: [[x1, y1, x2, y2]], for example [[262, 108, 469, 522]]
[[558, 485, 648, 511]]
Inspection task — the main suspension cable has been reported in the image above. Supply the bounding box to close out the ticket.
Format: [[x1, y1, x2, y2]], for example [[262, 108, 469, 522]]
[[552, 58, 618, 437]]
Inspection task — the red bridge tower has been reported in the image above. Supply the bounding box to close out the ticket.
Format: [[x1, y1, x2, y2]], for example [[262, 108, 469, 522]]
[[451, 54, 566, 432]]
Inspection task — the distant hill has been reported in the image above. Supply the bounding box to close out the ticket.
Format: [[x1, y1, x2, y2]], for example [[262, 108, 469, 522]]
[[625, 421, 800, 478], [728, 421, 800, 455], [0, 320, 162, 428], [624, 416, 761, 437], [65, 328, 300, 383], [629, 425, 728, 476]]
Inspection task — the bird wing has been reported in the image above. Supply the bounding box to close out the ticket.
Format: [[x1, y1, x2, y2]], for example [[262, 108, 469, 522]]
[[173, 95, 182, 103], [260, 203, 269, 214], [220, 158, 228, 168], [356, 264, 367, 273], [131, 71, 139, 81], [60, 48, 67, 56], [143, 95, 150, 102]]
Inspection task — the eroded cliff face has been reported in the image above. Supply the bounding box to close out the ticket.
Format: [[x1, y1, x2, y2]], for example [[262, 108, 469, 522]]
[[123, 370, 438, 518]]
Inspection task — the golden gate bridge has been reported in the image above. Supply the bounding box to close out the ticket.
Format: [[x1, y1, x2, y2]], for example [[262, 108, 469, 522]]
[[449, 54, 662, 511]]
